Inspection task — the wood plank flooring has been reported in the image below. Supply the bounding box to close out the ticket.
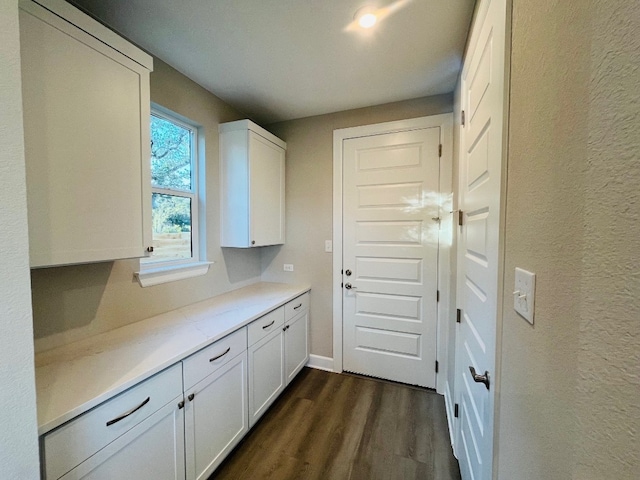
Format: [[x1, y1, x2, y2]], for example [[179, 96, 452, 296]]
[[211, 368, 461, 480]]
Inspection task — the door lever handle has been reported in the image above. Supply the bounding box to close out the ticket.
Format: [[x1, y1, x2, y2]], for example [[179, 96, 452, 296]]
[[344, 283, 357, 290], [469, 366, 490, 390]]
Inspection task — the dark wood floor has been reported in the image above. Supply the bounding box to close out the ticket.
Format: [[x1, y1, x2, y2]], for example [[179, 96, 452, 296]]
[[211, 368, 461, 480]]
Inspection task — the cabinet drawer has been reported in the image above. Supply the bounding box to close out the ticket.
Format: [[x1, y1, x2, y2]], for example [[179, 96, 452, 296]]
[[182, 327, 247, 391], [247, 307, 285, 347], [43, 363, 182, 480], [285, 292, 309, 322]]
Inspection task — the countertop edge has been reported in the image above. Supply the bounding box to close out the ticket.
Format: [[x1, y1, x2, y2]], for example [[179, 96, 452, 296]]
[[36, 282, 310, 436]]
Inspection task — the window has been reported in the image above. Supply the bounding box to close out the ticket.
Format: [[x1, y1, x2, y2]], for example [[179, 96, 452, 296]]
[[136, 107, 210, 287]]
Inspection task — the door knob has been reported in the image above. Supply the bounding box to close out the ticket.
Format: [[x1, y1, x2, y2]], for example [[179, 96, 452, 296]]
[[344, 283, 357, 290], [469, 366, 490, 390]]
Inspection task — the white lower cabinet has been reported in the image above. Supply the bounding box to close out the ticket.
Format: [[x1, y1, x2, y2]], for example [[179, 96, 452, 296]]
[[184, 352, 248, 480], [40, 292, 310, 479], [43, 364, 184, 480], [59, 398, 185, 480], [248, 293, 310, 427], [248, 326, 286, 427], [285, 309, 310, 384]]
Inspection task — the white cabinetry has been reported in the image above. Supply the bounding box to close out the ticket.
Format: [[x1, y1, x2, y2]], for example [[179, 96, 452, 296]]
[[39, 290, 310, 479], [284, 298, 310, 384], [19, 0, 153, 267], [220, 120, 286, 248], [182, 329, 248, 480], [247, 293, 310, 426], [247, 308, 285, 427], [58, 401, 185, 480], [42, 364, 183, 480]]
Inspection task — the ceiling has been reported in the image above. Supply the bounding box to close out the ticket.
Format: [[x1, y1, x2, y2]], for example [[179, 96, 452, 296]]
[[70, 0, 475, 124]]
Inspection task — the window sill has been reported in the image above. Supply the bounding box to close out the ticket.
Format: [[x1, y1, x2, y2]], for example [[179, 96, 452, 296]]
[[135, 261, 213, 287]]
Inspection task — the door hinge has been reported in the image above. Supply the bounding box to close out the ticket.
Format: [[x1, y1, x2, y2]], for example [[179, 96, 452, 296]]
[[456, 308, 462, 323], [461, 110, 466, 127], [438, 144, 442, 157], [437, 290, 440, 302], [458, 210, 464, 226], [435, 360, 439, 373], [454, 403, 459, 418]]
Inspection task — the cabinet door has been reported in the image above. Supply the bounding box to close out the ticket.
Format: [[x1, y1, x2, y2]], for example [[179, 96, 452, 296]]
[[285, 311, 309, 385], [248, 132, 285, 246], [248, 327, 285, 427], [184, 353, 248, 480], [58, 398, 185, 480], [19, 1, 152, 267]]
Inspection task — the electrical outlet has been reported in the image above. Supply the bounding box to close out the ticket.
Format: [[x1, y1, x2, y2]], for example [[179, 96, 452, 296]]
[[325, 240, 333, 252], [514, 267, 535, 324], [283, 264, 294, 272]]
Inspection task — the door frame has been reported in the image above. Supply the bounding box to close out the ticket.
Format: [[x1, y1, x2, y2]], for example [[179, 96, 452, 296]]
[[332, 114, 453, 393]]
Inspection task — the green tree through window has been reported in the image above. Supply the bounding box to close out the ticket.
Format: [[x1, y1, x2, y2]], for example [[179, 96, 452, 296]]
[[146, 111, 198, 262]]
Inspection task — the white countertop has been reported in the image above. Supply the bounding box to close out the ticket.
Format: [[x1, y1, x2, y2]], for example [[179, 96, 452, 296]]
[[35, 282, 310, 435]]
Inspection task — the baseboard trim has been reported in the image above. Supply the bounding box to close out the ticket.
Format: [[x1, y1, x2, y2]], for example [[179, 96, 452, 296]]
[[306, 354, 334, 372]]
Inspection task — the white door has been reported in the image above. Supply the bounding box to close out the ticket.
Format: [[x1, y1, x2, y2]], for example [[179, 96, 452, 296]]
[[455, 0, 507, 478], [342, 127, 441, 388]]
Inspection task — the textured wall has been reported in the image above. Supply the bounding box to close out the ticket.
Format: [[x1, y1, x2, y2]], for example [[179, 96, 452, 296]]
[[32, 59, 263, 351], [497, 0, 639, 478], [0, 0, 40, 477], [262, 94, 453, 358], [573, 0, 640, 477], [497, 1, 587, 477]]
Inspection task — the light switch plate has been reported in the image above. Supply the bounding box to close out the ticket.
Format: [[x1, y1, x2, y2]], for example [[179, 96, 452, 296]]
[[325, 240, 333, 252], [514, 267, 535, 324]]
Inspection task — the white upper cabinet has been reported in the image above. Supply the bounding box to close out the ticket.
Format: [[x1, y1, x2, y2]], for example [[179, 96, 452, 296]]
[[19, 0, 153, 267], [219, 120, 285, 248]]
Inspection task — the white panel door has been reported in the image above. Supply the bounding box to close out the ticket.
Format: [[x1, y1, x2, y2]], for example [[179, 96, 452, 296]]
[[343, 128, 441, 388], [455, 0, 507, 479]]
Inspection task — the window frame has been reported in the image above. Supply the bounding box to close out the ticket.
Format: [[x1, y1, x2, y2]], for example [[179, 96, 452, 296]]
[[135, 105, 211, 287]]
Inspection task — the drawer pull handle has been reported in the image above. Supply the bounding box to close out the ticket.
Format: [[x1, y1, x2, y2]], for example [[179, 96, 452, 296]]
[[262, 320, 275, 329], [209, 347, 231, 362], [106, 397, 150, 426], [293, 303, 303, 310]]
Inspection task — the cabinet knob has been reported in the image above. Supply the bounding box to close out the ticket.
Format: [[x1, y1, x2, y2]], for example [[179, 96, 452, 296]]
[[188, 393, 195, 402], [146, 246, 154, 253], [251, 240, 256, 245], [178, 400, 185, 409]]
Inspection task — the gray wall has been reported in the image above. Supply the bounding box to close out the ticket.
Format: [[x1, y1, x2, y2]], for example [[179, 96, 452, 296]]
[[0, 0, 40, 477], [31, 59, 263, 351], [496, 0, 640, 478], [261, 94, 453, 358]]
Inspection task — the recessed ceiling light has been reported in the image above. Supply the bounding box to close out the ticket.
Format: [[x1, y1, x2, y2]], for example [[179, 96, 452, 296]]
[[358, 12, 378, 29], [345, 1, 413, 33]]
